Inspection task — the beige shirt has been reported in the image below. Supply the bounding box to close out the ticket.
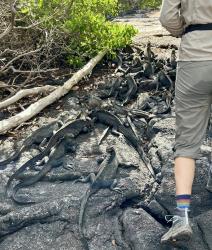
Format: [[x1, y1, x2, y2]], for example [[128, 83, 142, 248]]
[[159, 0, 212, 61]]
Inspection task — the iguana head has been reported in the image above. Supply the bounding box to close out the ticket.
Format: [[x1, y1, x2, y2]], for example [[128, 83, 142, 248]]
[[64, 134, 76, 152], [105, 146, 116, 161]]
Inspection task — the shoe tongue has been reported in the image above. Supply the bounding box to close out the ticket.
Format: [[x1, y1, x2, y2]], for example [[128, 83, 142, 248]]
[[175, 208, 188, 217]]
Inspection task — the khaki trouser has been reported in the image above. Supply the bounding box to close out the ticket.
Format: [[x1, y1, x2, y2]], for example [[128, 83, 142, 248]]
[[173, 61, 212, 159]]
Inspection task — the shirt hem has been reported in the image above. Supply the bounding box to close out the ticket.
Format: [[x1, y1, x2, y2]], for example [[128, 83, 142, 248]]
[[177, 57, 212, 62]]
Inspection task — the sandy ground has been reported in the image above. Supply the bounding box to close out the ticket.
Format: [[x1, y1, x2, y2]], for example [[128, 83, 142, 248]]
[[115, 10, 181, 57]]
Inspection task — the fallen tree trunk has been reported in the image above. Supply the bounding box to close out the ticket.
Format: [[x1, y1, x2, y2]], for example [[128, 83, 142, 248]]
[[0, 85, 57, 110], [0, 50, 107, 134]]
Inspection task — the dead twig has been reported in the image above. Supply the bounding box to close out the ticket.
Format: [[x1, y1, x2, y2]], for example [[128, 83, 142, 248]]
[[0, 48, 42, 73], [0, 1, 16, 40], [0, 50, 107, 134], [5, 66, 59, 74], [0, 85, 57, 110], [0, 81, 16, 94]]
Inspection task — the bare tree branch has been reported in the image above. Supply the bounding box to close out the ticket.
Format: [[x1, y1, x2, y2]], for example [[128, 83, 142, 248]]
[[0, 81, 16, 94], [0, 49, 20, 57], [0, 50, 107, 134], [0, 85, 57, 110], [0, 48, 42, 72], [5, 66, 59, 74], [0, 1, 16, 40], [14, 20, 45, 30], [0, 1, 73, 83]]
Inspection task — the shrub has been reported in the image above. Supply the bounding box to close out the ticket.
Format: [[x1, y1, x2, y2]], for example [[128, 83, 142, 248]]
[[140, 0, 162, 9], [18, 0, 138, 67]]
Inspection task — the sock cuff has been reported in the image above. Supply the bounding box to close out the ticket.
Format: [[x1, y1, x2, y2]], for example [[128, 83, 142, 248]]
[[176, 194, 191, 210], [176, 194, 191, 200]]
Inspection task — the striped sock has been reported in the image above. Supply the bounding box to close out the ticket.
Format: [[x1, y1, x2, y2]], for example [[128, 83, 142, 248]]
[[176, 194, 191, 210]]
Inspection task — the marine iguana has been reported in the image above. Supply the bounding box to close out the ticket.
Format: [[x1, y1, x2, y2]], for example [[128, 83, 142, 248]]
[[143, 60, 154, 78], [122, 75, 138, 105], [0, 120, 63, 169], [90, 109, 155, 177], [5, 118, 93, 197], [78, 147, 120, 250], [11, 134, 75, 204], [143, 41, 155, 62], [114, 54, 126, 73], [157, 70, 173, 90], [109, 77, 123, 98], [113, 103, 155, 120], [170, 49, 177, 69]]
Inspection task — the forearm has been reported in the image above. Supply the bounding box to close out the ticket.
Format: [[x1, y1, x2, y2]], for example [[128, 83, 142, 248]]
[[159, 0, 185, 37]]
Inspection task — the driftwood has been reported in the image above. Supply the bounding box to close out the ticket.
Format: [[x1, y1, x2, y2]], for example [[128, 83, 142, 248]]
[[0, 85, 57, 110], [0, 1, 16, 40], [0, 50, 107, 134]]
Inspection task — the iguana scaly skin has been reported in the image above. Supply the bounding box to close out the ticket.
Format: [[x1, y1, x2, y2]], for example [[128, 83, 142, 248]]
[[122, 75, 137, 105], [143, 60, 154, 78], [11, 134, 75, 204], [90, 110, 155, 177], [0, 120, 62, 169], [6, 119, 93, 197], [143, 41, 155, 62], [78, 147, 120, 250], [109, 77, 122, 98], [170, 49, 177, 69]]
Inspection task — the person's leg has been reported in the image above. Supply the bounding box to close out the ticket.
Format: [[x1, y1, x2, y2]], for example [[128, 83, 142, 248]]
[[161, 61, 212, 244], [174, 157, 194, 214], [161, 160, 195, 244], [175, 157, 195, 195], [206, 105, 212, 192], [174, 61, 211, 199]]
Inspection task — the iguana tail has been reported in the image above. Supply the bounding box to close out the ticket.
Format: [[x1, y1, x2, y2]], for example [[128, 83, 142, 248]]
[[79, 188, 91, 250], [137, 147, 155, 178], [0, 145, 25, 168], [5, 150, 48, 198], [12, 164, 52, 204]]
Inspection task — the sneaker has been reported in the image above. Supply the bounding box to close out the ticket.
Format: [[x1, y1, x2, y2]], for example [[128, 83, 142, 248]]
[[161, 208, 193, 244], [206, 164, 212, 193]]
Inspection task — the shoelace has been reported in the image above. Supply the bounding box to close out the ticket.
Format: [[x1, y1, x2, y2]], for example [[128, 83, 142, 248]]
[[165, 215, 180, 224], [165, 208, 190, 225]]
